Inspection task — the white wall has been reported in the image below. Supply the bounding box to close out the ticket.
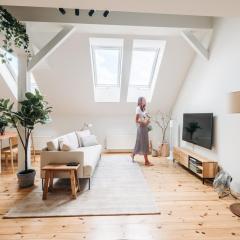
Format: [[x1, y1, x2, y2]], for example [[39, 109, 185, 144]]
[[33, 114, 163, 151], [172, 17, 240, 193]]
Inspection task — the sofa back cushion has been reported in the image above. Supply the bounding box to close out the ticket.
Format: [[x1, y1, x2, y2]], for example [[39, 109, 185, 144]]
[[47, 138, 59, 151], [81, 134, 98, 147], [60, 132, 79, 150], [76, 130, 91, 147]]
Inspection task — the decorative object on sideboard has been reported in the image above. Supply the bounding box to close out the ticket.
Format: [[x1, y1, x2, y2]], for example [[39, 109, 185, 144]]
[[228, 91, 240, 216], [0, 90, 52, 188], [153, 111, 171, 157], [0, 114, 8, 135]]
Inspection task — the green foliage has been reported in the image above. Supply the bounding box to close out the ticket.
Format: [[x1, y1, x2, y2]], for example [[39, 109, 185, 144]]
[[0, 6, 30, 63], [0, 114, 8, 133], [0, 90, 52, 171]]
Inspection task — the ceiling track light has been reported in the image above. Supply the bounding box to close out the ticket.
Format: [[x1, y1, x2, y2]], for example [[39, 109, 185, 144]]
[[103, 10, 109, 17], [88, 9, 95, 17], [58, 8, 66, 15], [75, 9, 79, 16]]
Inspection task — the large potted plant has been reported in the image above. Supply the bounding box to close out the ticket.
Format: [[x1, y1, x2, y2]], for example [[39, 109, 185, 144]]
[[0, 90, 52, 187], [0, 114, 8, 135]]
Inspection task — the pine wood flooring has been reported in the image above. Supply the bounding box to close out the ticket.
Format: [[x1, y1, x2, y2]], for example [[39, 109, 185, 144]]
[[0, 154, 239, 240]]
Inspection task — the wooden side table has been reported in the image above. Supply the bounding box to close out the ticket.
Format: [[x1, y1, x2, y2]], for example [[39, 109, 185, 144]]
[[42, 164, 80, 200]]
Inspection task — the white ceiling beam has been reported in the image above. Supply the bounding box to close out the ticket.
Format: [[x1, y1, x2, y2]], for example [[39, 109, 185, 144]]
[[4, 6, 213, 29], [181, 30, 209, 61], [28, 26, 75, 72]]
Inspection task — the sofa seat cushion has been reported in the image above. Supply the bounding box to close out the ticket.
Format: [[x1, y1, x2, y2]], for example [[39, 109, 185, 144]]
[[77, 144, 102, 178]]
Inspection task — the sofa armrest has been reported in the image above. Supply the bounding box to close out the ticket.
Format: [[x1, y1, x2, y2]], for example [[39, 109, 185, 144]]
[[40, 150, 84, 178]]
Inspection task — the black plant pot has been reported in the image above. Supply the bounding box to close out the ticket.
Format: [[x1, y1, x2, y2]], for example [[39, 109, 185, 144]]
[[17, 169, 36, 188]]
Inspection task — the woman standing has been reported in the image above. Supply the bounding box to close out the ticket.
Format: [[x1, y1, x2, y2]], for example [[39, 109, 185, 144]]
[[132, 97, 153, 166]]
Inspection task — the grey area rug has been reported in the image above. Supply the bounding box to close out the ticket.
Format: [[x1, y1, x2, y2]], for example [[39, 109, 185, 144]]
[[5, 155, 160, 218]]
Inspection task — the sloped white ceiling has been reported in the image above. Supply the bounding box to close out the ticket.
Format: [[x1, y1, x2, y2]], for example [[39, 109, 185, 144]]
[[2, 0, 240, 17], [30, 24, 197, 116]]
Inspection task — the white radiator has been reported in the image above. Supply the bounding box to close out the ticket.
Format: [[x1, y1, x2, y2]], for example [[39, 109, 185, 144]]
[[106, 134, 135, 151], [32, 136, 52, 150]]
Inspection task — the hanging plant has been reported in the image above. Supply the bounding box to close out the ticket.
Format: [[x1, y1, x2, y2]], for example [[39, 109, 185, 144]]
[[0, 6, 30, 63]]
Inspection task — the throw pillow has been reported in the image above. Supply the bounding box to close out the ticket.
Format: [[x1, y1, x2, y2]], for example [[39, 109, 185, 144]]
[[76, 130, 91, 147], [59, 138, 73, 151], [81, 134, 98, 147], [47, 138, 59, 151]]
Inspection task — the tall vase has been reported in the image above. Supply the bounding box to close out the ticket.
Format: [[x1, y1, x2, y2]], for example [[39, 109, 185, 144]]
[[159, 143, 170, 157]]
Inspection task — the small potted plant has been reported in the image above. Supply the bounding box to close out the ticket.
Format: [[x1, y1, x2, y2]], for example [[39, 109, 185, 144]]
[[0, 114, 8, 135], [0, 90, 52, 188]]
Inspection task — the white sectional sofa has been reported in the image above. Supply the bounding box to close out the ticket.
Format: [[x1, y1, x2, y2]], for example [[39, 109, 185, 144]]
[[40, 130, 102, 189]]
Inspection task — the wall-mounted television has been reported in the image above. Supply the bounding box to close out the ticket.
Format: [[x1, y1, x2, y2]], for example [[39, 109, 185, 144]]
[[182, 113, 213, 149]]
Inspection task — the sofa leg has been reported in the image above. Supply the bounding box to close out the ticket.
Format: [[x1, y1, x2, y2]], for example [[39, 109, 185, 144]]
[[88, 178, 91, 190], [42, 179, 44, 191]]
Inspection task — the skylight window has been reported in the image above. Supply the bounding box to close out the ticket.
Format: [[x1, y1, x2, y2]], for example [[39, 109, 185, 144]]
[[127, 40, 166, 102], [1, 50, 18, 80], [93, 47, 121, 87], [129, 48, 159, 87], [90, 38, 123, 102]]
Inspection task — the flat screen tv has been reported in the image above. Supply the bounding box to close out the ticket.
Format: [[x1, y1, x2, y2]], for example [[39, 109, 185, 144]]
[[182, 113, 213, 149]]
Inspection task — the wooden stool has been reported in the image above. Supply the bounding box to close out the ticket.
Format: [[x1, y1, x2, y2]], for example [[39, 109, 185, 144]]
[[42, 164, 80, 200]]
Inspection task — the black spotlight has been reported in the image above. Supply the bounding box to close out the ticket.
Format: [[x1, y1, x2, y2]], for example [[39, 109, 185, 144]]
[[58, 8, 66, 15], [103, 10, 109, 17], [88, 9, 95, 17], [75, 9, 79, 16]]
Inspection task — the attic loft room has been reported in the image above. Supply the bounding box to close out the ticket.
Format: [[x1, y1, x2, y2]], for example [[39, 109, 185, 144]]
[[0, 0, 240, 239]]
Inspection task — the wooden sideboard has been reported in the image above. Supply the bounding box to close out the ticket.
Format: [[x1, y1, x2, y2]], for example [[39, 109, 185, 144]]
[[173, 146, 218, 184]]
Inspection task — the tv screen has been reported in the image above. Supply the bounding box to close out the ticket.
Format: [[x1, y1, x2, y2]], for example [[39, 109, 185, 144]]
[[182, 113, 213, 149]]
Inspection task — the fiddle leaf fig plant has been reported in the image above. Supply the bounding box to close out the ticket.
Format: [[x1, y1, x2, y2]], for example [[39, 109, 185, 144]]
[[0, 90, 52, 173], [0, 6, 30, 63], [0, 114, 8, 135]]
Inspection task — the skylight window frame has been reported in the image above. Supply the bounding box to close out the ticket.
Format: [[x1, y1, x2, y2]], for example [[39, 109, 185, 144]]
[[0, 49, 18, 81], [91, 45, 122, 88], [5, 60, 17, 81], [129, 47, 160, 89]]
